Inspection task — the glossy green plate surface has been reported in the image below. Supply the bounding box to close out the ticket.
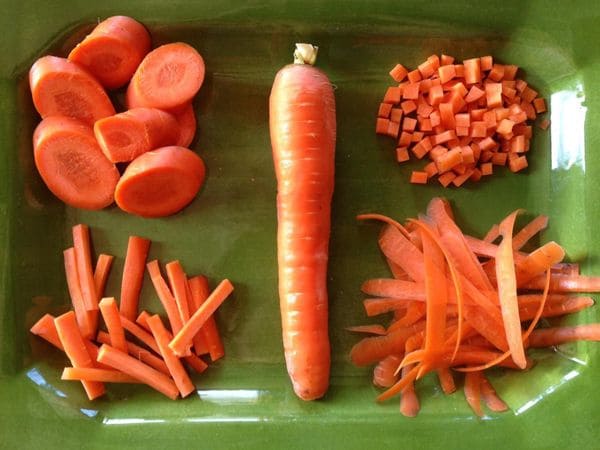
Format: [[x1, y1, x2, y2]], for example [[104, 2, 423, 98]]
[[1, 1, 599, 448]]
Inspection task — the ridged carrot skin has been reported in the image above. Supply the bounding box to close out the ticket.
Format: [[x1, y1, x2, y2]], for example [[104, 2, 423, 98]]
[[269, 44, 336, 400]]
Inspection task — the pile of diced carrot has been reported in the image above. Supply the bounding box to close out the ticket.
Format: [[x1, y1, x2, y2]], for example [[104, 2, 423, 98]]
[[375, 54, 550, 186], [350, 198, 600, 417], [30, 224, 233, 400]]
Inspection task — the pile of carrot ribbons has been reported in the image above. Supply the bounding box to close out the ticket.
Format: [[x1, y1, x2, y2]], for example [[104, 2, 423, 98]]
[[350, 197, 600, 417], [30, 224, 234, 400]]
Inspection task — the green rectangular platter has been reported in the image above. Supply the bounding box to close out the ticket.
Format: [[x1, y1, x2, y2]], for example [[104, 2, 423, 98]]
[[1, 1, 599, 448]]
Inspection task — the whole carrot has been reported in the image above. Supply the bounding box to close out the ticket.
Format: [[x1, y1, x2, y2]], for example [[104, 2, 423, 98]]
[[269, 43, 336, 400]]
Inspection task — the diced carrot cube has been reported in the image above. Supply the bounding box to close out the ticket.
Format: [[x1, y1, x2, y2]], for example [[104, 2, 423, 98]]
[[510, 135, 526, 153], [411, 131, 425, 143], [456, 126, 469, 136], [480, 56, 493, 71], [403, 117, 417, 131], [470, 168, 482, 182], [419, 78, 433, 93], [439, 103, 455, 129], [452, 169, 474, 187], [429, 85, 444, 106], [538, 119, 550, 130], [429, 145, 448, 161], [491, 152, 507, 166], [470, 121, 487, 138], [410, 171, 428, 184], [455, 113, 470, 128], [396, 147, 410, 162], [515, 79, 528, 93], [435, 146, 463, 173], [470, 108, 486, 121], [390, 108, 403, 123], [441, 54, 455, 65], [411, 142, 429, 159], [487, 64, 505, 82], [427, 54, 440, 70], [509, 155, 528, 172], [461, 145, 475, 164], [521, 86, 538, 103], [378, 102, 393, 118], [438, 64, 456, 84], [419, 118, 433, 131], [383, 86, 402, 104], [433, 129, 457, 145], [376, 118, 390, 135], [401, 100, 417, 114], [503, 65, 519, 80], [497, 118, 515, 135], [407, 69, 422, 83], [478, 136, 496, 151], [430, 110, 441, 127], [513, 124, 532, 138], [454, 64, 465, 78], [448, 91, 466, 113], [424, 161, 438, 178], [387, 120, 400, 138], [438, 171, 457, 187], [533, 97, 547, 113], [483, 110, 497, 129], [521, 101, 536, 120], [485, 83, 503, 108], [494, 107, 510, 121], [464, 58, 481, 84], [418, 60, 436, 78], [389, 64, 408, 82], [480, 162, 493, 175], [398, 131, 412, 147], [403, 83, 420, 100], [502, 85, 517, 99], [465, 85, 485, 103]]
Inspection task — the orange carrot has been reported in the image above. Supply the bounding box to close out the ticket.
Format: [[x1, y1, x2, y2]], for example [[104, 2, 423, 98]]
[[127, 42, 205, 110], [188, 276, 224, 360], [68, 16, 151, 89], [495, 210, 527, 369], [98, 297, 127, 353], [94, 108, 180, 163], [464, 371, 484, 417], [72, 224, 99, 314], [524, 273, 600, 292], [146, 314, 195, 398], [373, 354, 402, 387], [119, 314, 161, 354], [169, 279, 233, 357], [120, 236, 151, 321], [166, 261, 191, 324], [54, 311, 105, 400], [269, 43, 335, 401], [30, 314, 64, 350], [437, 368, 456, 394], [29, 56, 115, 126], [346, 325, 388, 335], [528, 324, 600, 347], [62, 367, 141, 384], [94, 254, 114, 298], [33, 116, 119, 210], [512, 215, 548, 250], [173, 103, 197, 148], [96, 344, 179, 399], [115, 146, 206, 217], [146, 260, 183, 334], [480, 375, 508, 412], [63, 247, 93, 338], [96, 330, 169, 375]]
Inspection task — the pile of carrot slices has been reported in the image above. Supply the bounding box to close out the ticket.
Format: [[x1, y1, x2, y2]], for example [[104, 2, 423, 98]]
[[350, 197, 600, 417], [30, 16, 206, 217], [30, 224, 234, 400], [375, 54, 550, 186]]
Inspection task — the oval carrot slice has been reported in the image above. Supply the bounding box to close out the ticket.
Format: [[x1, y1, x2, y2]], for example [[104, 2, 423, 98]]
[[126, 42, 205, 110], [173, 103, 197, 147], [270, 43, 335, 401], [33, 116, 120, 210], [29, 56, 115, 126], [68, 16, 151, 89], [114, 146, 205, 217], [94, 108, 179, 163]]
